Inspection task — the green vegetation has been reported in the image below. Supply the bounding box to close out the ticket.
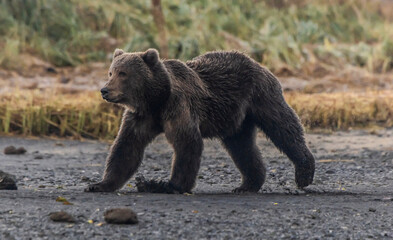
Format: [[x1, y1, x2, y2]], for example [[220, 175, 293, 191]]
[[1, 0, 393, 73]]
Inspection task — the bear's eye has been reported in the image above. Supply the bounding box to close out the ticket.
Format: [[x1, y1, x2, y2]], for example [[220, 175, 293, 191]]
[[118, 72, 127, 77], [109, 72, 112, 77]]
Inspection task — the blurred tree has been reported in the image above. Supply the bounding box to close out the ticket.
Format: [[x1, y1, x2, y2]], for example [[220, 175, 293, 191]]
[[151, 0, 168, 58]]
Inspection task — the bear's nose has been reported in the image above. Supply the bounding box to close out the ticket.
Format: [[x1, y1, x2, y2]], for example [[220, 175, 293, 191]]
[[100, 87, 109, 97]]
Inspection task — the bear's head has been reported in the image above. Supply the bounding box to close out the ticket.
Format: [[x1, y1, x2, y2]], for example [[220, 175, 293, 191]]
[[101, 48, 171, 114]]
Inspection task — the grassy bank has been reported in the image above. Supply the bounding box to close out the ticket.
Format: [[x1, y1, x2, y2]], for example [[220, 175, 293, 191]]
[[1, 0, 393, 74], [286, 91, 393, 130], [0, 90, 122, 139], [0, 90, 392, 140]]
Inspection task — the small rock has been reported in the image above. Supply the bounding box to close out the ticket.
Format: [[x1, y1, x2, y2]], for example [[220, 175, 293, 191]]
[[0, 170, 17, 190], [4, 146, 27, 155], [16, 147, 27, 154], [104, 208, 138, 224], [325, 170, 335, 174], [46, 67, 57, 74], [34, 155, 44, 159], [49, 211, 76, 223], [291, 221, 300, 227], [384, 197, 393, 202], [369, 208, 377, 212], [81, 176, 90, 182], [60, 76, 71, 84]]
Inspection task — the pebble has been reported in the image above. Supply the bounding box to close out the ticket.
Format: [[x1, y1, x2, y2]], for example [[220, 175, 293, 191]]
[[46, 67, 57, 74], [49, 211, 76, 223], [60, 76, 71, 84], [4, 146, 27, 155], [369, 208, 377, 212], [81, 176, 90, 182], [104, 208, 138, 224], [0, 170, 17, 190]]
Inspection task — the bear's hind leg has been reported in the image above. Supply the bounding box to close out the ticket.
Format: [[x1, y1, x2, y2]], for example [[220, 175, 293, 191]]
[[222, 119, 266, 193], [252, 94, 315, 188]]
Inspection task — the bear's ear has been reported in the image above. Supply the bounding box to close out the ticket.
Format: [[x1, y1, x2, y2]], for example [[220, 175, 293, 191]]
[[113, 48, 124, 58], [141, 48, 159, 66]]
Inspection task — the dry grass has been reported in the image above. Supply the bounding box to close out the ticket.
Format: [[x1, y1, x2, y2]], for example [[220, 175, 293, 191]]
[[286, 90, 393, 130], [0, 90, 392, 139], [0, 90, 122, 140]]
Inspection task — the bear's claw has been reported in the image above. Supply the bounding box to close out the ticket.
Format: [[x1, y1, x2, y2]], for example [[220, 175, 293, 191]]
[[295, 167, 314, 189], [232, 186, 260, 194], [84, 182, 114, 192], [135, 176, 188, 194]]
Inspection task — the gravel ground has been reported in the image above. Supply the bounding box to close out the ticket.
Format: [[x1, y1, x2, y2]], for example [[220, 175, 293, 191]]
[[1, 130, 393, 239]]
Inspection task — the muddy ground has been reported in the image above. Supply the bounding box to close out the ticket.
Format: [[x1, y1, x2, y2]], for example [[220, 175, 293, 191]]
[[0, 130, 393, 239], [2, 58, 393, 95]]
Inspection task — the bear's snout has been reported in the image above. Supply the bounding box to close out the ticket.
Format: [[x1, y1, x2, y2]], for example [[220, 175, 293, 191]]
[[101, 87, 109, 99]]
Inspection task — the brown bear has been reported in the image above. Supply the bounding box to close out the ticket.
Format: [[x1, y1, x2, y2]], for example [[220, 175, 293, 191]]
[[85, 48, 315, 194]]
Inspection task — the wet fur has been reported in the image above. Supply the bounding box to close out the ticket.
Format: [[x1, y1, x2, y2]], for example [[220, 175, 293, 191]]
[[86, 49, 315, 193]]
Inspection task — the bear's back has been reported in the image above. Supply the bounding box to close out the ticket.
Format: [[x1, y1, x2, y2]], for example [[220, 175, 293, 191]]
[[185, 51, 261, 137], [163, 59, 210, 99], [163, 51, 267, 138], [186, 51, 257, 95]]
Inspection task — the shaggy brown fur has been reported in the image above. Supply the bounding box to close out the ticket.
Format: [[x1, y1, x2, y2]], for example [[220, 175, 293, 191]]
[[85, 48, 315, 193]]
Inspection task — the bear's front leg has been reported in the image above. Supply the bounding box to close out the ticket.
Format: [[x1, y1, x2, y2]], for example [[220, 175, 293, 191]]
[[136, 119, 203, 194], [85, 111, 158, 192], [168, 130, 203, 193]]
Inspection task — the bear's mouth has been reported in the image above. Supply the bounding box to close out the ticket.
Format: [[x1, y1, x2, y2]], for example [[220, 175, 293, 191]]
[[103, 96, 137, 113], [102, 95, 124, 103], [103, 97, 118, 103]]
